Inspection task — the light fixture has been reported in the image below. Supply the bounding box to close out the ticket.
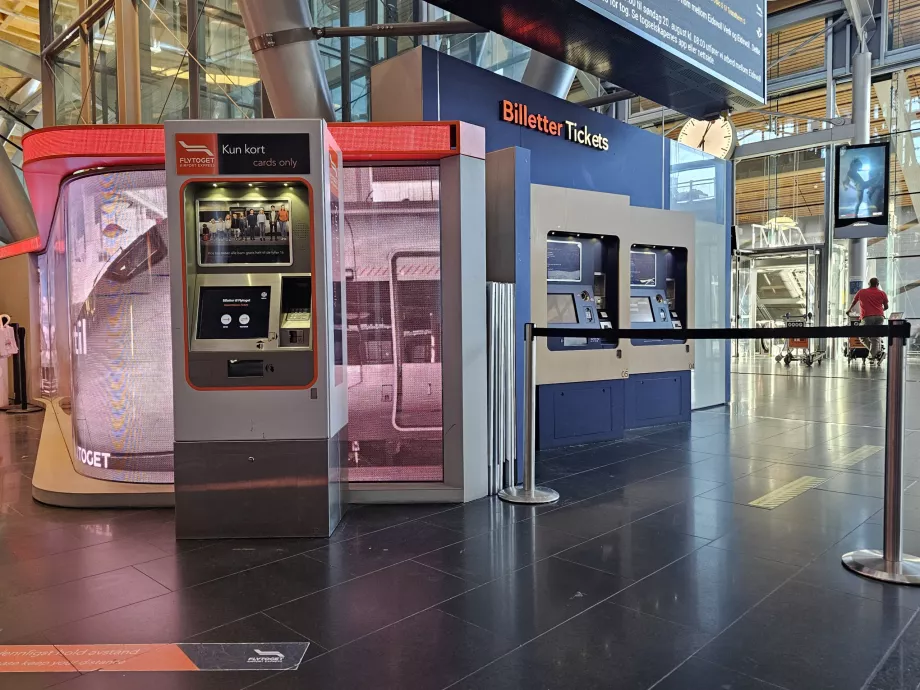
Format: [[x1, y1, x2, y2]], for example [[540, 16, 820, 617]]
[[212, 183, 217, 187], [248, 183, 253, 187]]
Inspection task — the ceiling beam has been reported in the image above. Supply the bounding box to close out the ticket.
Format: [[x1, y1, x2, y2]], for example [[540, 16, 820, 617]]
[[0, 37, 39, 79]]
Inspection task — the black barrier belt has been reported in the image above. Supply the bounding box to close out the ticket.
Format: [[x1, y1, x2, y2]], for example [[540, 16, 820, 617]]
[[532, 324, 913, 341]]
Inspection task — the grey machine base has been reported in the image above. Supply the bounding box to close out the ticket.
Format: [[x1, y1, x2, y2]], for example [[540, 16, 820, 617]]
[[175, 432, 346, 539]]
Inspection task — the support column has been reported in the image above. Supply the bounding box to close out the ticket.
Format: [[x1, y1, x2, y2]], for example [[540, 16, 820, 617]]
[[114, 0, 142, 124], [522, 51, 576, 99], [848, 48, 871, 304], [238, 0, 336, 121]]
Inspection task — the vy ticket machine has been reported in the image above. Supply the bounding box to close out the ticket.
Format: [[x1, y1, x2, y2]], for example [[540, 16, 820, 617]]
[[166, 119, 346, 538]]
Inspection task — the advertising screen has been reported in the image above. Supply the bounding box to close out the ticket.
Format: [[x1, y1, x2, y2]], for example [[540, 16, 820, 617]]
[[55, 170, 174, 484], [835, 143, 890, 238], [547, 293, 579, 324], [197, 199, 293, 265], [197, 286, 272, 340]]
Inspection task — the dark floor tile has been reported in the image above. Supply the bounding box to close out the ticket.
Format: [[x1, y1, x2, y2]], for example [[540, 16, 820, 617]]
[[699, 581, 914, 690], [51, 670, 276, 690], [747, 464, 839, 481], [254, 608, 514, 690], [767, 488, 882, 533], [0, 537, 169, 600], [452, 602, 710, 690], [267, 560, 470, 650], [613, 546, 798, 634], [795, 522, 920, 610], [617, 473, 724, 505], [437, 556, 629, 645], [869, 505, 920, 532], [421, 496, 540, 536], [866, 609, 920, 690], [0, 673, 81, 690], [707, 513, 850, 566], [816, 471, 914, 499], [135, 539, 314, 590], [134, 524, 219, 556], [555, 522, 709, 579], [682, 435, 801, 461], [533, 487, 671, 539], [308, 520, 467, 577], [44, 555, 348, 645], [0, 566, 169, 642], [635, 496, 769, 541], [414, 520, 583, 585], [654, 657, 787, 690], [330, 503, 453, 542], [0, 524, 120, 566], [539, 455, 686, 509], [675, 455, 774, 483], [753, 424, 849, 450]]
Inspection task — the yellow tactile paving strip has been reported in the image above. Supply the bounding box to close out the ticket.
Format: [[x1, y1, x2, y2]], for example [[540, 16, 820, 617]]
[[749, 476, 830, 509]]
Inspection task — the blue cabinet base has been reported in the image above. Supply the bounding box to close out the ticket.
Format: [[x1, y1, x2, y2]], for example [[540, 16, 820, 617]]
[[536, 372, 691, 450]]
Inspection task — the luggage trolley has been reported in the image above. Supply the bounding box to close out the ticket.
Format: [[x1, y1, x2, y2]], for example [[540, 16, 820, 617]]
[[775, 312, 824, 367], [845, 316, 871, 365]]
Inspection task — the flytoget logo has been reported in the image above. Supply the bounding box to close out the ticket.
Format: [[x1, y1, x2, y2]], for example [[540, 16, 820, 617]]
[[246, 650, 285, 664], [178, 140, 215, 157], [175, 133, 218, 174]]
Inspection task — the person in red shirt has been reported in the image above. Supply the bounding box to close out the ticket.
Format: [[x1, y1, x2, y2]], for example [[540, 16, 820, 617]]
[[847, 277, 889, 360]]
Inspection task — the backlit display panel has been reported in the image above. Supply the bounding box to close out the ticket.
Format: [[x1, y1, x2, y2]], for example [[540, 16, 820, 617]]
[[342, 166, 444, 483], [57, 170, 174, 483]]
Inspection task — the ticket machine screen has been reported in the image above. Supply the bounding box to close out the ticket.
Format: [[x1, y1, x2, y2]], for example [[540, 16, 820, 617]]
[[629, 296, 655, 323], [197, 286, 272, 339], [547, 293, 579, 324]]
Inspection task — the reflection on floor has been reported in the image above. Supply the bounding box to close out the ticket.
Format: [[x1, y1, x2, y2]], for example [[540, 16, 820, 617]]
[[1, 366, 920, 688]]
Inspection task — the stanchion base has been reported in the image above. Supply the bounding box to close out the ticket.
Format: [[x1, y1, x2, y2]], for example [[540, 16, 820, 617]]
[[842, 549, 920, 585], [499, 485, 560, 505]]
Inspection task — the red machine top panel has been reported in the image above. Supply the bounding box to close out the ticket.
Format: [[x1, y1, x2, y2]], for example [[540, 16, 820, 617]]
[[6, 121, 482, 260]]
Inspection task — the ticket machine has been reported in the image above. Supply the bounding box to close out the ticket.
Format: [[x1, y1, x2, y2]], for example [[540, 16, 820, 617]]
[[628, 245, 688, 342], [166, 119, 346, 538], [545, 234, 618, 350]]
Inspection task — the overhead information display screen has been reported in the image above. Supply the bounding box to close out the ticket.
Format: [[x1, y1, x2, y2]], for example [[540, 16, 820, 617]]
[[197, 286, 271, 340], [576, 0, 765, 101], [424, 0, 766, 115]]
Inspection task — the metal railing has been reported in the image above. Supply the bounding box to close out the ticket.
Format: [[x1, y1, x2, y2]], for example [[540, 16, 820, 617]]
[[486, 283, 516, 496], [500, 319, 920, 586]]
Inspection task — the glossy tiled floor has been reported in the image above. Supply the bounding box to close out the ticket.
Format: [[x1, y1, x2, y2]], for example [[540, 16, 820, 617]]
[[3, 358, 920, 689]]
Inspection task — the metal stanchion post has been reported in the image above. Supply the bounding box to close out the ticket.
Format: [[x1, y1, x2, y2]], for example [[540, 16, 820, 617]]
[[843, 319, 920, 584], [499, 322, 559, 505]]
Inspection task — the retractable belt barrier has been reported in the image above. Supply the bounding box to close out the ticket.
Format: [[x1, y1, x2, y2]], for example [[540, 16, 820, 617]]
[[499, 320, 920, 587]]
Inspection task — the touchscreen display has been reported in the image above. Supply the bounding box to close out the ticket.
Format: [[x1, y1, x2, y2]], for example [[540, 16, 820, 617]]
[[197, 286, 271, 339], [547, 293, 579, 324], [630, 296, 655, 323]]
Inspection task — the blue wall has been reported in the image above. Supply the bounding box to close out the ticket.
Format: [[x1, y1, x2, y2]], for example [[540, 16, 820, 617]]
[[421, 49, 667, 210], [414, 49, 733, 461]]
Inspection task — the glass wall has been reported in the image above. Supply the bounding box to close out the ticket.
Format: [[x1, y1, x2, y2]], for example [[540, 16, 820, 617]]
[[669, 141, 729, 408], [140, 0, 190, 122], [735, 148, 827, 251]]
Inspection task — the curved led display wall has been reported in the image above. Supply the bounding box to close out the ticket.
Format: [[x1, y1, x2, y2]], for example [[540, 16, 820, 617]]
[[41, 169, 174, 483]]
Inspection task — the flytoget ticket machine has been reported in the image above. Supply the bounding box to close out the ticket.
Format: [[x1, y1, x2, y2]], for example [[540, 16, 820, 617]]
[[166, 119, 347, 539]]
